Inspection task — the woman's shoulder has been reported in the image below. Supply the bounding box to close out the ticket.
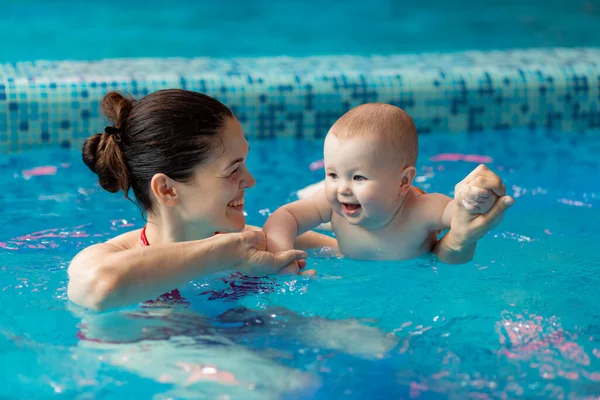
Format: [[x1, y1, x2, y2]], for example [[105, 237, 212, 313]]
[[105, 229, 143, 249], [69, 229, 142, 270]]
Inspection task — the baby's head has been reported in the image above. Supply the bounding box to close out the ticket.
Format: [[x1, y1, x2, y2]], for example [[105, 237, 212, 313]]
[[323, 103, 418, 229]]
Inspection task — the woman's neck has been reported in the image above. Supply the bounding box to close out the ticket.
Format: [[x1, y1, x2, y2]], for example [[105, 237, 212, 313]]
[[144, 214, 215, 245]]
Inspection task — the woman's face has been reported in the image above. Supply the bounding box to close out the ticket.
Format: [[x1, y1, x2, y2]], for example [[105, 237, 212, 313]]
[[176, 117, 256, 235]]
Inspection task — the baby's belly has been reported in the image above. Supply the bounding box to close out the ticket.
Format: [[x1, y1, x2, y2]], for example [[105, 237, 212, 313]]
[[337, 231, 437, 261]]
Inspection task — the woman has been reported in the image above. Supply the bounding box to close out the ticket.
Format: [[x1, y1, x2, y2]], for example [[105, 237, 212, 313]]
[[68, 89, 512, 311]]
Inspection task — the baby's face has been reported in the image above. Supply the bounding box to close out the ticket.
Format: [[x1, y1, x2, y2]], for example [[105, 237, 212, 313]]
[[323, 134, 406, 229]]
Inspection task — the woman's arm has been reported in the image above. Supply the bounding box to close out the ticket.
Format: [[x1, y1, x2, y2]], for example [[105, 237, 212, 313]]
[[68, 231, 307, 311], [432, 230, 477, 264], [432, 165, 514, 264], [433, 196, 512, 263]]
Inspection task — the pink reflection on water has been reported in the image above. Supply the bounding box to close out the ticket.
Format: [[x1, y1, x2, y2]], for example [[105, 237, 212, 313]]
[[22, 166, 57, 178], [430, 154, 494, 163], [1, 224, 104, 251], [309, 159, 325, 171], [1, 220, 141, 252], [409, 381, 428, 398], [13, 225, 91, 241], [496, 311, 597, 385]]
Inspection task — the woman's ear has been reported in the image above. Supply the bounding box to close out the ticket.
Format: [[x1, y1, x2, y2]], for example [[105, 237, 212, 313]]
[[399, 166, 417, 195], [150, 173, 180, 207]]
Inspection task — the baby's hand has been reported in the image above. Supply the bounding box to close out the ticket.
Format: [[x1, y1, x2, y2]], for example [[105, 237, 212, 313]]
[[462, 186, 498, 214], [278, 260, 316, 276], [278, 262, 301, 275], [454, 165, 506, 215]]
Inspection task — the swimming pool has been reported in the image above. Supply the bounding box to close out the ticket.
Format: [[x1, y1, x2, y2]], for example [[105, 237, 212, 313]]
[[1, 128, 599, 398], [2, 0, 600, 396]]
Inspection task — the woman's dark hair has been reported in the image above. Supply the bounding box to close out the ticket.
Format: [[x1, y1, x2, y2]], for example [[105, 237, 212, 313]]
[[82, 89, 233, 211]]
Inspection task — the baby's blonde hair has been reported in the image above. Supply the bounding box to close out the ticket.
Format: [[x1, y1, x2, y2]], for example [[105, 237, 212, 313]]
[[329, 103, 418, 166]]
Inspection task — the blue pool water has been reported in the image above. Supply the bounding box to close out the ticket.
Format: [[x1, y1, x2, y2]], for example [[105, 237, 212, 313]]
[[2, 0, 600, 62], [1, 130, 599, 398]]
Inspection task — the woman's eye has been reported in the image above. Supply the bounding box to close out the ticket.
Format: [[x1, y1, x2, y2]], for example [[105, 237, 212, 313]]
[[230, 167, 240, 176], [353, 175, 366, 181]]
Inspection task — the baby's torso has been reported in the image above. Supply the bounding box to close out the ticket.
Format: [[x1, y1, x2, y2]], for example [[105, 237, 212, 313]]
[[331, 189, 437, 260]]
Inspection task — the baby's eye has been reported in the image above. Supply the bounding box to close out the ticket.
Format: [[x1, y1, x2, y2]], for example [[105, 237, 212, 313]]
[[353, 175, 367, 181], [327, 173, 338, 179]]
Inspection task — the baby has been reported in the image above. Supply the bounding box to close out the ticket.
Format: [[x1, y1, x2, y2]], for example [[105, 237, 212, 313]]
[[264, 103, 501, 272]]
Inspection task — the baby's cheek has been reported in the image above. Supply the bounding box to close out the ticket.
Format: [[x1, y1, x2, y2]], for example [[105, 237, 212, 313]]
[[379, 188, 402, 211], [324, 185, 337, 204], [363, 183, 388, 199], [357, 194, 386, 211]]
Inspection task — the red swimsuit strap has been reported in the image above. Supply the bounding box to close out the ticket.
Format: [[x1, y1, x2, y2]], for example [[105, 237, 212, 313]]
[[140, 225, 150, 246]]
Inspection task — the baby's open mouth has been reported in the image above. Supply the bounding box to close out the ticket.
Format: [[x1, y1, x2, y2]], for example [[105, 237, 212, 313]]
[[342, 203, 361, 215]]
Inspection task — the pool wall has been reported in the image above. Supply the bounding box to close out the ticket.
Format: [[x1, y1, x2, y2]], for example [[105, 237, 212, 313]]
[[1, 48, 599, 153]]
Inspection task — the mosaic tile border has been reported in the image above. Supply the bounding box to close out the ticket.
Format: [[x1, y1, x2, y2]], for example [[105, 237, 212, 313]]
[[1, 48, 599, 153]]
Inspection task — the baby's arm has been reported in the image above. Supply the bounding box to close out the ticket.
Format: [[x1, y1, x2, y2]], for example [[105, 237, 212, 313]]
[[263, 189, 333, 274]]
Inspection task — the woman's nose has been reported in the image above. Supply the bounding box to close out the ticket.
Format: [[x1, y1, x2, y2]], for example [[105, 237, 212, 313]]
[[240, 166, 256, 189]]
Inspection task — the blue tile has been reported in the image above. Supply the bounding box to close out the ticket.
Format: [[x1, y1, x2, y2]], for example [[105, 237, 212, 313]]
[[1, 48, 600, 154]]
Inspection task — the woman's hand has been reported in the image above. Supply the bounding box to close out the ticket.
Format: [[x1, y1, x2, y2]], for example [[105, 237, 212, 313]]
[[451, 164, 514, 244], [231, 230, 309, 276]]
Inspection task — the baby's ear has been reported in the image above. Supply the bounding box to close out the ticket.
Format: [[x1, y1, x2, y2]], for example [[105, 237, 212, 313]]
[[399, 166, 416, 194]]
